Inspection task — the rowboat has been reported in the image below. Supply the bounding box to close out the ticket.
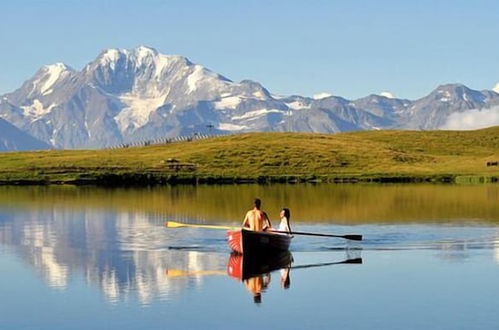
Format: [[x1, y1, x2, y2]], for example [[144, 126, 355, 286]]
[[227, 250, 293, 281], [226, 229, 292, 254]]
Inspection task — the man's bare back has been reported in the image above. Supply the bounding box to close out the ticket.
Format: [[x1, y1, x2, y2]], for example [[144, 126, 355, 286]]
[[243, 209, 270, 231], [242, 198, 271, 231]]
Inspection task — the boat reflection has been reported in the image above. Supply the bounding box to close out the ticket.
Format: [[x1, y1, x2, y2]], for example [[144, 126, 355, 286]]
[[227, 251, 293, 281], [227, 252, 362, 304], [227, 251, 293, 303]]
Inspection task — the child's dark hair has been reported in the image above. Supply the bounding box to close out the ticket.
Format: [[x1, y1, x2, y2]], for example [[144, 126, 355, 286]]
[[282, 208, 290, 220]]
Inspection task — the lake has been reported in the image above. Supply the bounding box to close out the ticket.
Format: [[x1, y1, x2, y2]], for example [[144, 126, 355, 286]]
[[1, 184, 499, 329]]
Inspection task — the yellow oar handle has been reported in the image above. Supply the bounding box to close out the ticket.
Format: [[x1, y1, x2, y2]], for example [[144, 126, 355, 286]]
[[165, 221, 238, 230]]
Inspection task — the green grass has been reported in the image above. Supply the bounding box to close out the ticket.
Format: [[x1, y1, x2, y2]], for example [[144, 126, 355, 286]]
[[1, 127, 498, 184]]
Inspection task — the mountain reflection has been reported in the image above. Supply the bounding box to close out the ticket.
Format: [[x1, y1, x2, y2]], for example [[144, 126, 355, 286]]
[[1, 184, 498, 306], [0, 209, 227, 304]]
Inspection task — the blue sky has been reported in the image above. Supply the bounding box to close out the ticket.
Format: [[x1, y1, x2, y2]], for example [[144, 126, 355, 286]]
[[1, 0, 498, 99]]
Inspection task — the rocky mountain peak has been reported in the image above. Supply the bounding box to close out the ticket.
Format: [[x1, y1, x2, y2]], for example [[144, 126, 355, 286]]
[[427, 83, 485, 104], [10, 62, 74, 101], [93, 46, 190, 71]]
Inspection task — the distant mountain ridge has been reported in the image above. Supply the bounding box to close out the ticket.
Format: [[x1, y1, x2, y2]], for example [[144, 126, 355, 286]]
[[1, 46, 498, 150], [0, 118, 50, 151]]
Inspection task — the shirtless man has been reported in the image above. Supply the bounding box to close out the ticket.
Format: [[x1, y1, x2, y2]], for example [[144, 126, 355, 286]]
[[242, 198, 271, 231]]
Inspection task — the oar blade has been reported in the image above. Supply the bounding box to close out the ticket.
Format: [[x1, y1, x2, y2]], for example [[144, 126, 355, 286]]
[[166, 269, 189, 277], [342, 258, 363, 264], [165, 221, 186, 228], [344, 234, 363, 241]]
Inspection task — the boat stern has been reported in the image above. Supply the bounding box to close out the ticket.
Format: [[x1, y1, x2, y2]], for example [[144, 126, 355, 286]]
[[227, 230, 243, 254]]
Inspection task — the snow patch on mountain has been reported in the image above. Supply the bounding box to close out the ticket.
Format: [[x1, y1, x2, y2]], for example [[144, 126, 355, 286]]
[[286, 100, 311, 110], [493, 83, 499, 93], [218, 123, 248, 130], [21, 99, 57, 119], [153, 54, 171, 78], [313, 92, 332, 100], [187, 65, 207, 93], [232, 109, 282, 121], [35, 63, 72, 95], [115, 94, 167, 131], [135, 45, 157, 61], [214, 96, 242, 109], [99, 49, 121, 68]]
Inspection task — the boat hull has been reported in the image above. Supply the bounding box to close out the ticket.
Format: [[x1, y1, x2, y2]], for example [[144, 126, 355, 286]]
[[227, 229, 292, 254]]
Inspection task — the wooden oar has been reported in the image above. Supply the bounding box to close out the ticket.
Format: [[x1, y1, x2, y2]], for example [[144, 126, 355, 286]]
[[165, 221, 238, 230], [291, 258, 362, 270], [166, 259, 362, 278], [270, 229, 363, 241], [166, 221, 362, 241]]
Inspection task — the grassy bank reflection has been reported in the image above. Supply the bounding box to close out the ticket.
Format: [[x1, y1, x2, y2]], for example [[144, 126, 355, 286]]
[[0, 184, 498, 224]]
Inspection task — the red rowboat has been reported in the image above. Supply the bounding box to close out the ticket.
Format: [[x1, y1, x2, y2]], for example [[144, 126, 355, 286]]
[[227, 229, 292, 254]]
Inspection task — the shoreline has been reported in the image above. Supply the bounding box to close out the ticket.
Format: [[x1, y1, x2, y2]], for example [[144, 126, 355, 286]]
[[0, 173, 497, 186]]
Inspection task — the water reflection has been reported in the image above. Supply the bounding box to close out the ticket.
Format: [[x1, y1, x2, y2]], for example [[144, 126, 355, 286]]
[[0, 184, 499, 309], [0, 209, 228, 305], [0, 203, 365, 306]]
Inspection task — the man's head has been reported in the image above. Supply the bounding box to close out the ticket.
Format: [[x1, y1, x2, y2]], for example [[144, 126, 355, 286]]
[[253, 198, 261, 209]]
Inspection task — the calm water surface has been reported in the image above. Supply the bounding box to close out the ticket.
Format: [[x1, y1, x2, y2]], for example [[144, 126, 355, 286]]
[[1, 184, 499, 329]]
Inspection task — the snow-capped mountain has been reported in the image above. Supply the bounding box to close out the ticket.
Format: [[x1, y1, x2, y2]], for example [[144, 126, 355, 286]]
[[0, 118, 51, 151], [1, 46, 499, 150], [397, 84, 499, 130]]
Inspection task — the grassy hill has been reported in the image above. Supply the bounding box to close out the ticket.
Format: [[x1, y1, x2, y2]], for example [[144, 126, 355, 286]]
[[0, 127, 498, 184]]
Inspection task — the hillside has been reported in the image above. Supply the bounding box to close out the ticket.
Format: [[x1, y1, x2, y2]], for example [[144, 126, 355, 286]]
[[0, 128, 498, 184]]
